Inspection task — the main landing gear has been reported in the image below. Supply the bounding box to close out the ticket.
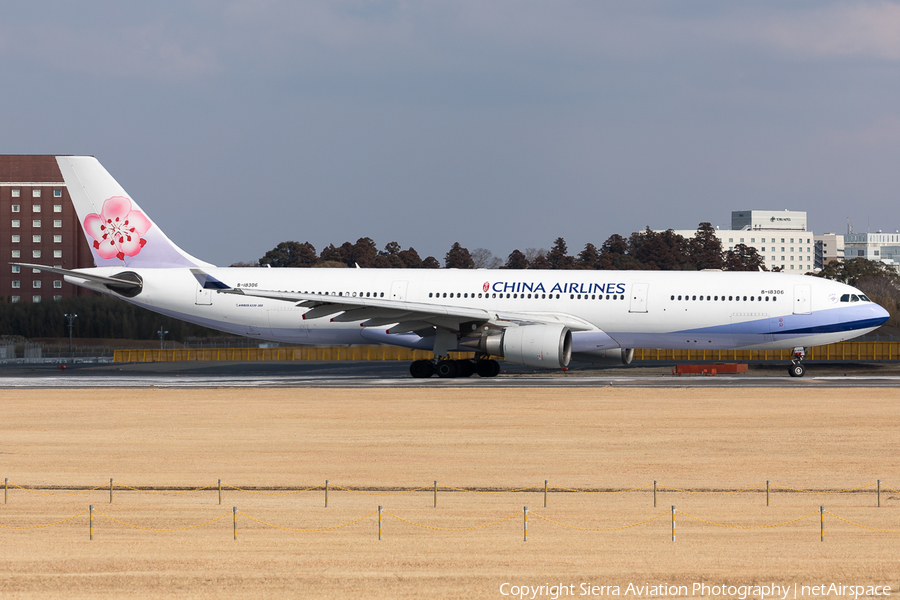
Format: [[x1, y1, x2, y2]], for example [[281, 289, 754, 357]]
[[788, 347, 806, 378], [409, 359, 501, 379]]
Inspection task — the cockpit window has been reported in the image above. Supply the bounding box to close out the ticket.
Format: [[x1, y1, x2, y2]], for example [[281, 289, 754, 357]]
[[859, 294, 870, 302], [850, 294, 859, 302], [840, 294, 850, 302]]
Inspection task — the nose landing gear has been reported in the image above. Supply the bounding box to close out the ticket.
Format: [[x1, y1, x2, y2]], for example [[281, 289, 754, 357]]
[[788, 347, 806, 377]]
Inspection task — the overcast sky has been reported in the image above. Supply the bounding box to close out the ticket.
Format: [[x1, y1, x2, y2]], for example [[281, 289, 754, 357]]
[[2, 1, 899, 266]]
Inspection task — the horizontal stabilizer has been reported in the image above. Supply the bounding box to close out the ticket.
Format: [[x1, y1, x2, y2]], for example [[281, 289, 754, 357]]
[[11, 263, 142, 290]]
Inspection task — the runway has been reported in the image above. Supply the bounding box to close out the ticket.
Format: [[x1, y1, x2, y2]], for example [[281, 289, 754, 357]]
[[2, 360, 899, 388]]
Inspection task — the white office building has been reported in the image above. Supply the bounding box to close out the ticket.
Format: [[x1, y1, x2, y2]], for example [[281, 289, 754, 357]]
[[669, 210, 816, 272], [843, 232, 900, 273]]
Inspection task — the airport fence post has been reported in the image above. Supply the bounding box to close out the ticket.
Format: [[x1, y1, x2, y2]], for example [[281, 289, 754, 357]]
[[89, 505, 94, 540], [524, 506, 528, 542], [378, 505, 383, 540], [877, 480, 881, 508], [820, 506, 824, 542], [544, 480, 548, 508], [434, 481, 437, 508], [109, 479, 113, 503], [653, 481, 657, 507], [218, 479, 222, 505], [325, 480, 329, 508], [233, 507, 237, 541], [766, 480, 769, 507], [671, 506, 676, 542]]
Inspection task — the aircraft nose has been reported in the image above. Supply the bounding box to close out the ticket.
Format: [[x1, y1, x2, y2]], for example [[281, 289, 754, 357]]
[[873, 302, 890, 325]]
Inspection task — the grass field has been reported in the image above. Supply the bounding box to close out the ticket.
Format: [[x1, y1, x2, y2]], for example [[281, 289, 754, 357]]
[[1, 387, 898, 599]]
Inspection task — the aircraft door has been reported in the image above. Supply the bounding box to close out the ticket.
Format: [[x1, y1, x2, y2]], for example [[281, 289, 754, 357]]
[[629, 282, 649, 313], [793, 284, 811, 315], [390, 280, 408, 301], [195, 286, 212, 305]]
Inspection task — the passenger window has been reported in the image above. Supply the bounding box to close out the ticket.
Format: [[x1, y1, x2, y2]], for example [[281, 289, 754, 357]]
[[743, 296, 747, 301], [678, 295, 682, 300]]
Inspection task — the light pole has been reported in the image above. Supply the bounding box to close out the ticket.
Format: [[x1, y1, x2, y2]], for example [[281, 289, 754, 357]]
[[64, 313, 77, 352], [158, 327, 169, 350]]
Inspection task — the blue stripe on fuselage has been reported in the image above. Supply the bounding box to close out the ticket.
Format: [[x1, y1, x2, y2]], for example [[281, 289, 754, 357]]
[[672, 305, 887, 338]]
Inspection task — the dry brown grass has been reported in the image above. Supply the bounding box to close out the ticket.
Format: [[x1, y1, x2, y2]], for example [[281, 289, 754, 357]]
[[1, 387, 899, 599]]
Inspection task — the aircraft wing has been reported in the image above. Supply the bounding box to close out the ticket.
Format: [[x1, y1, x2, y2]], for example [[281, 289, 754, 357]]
[[219, 288, 597, 333]]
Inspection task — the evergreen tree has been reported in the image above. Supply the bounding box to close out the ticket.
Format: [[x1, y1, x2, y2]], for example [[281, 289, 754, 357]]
[[628, 227, 690, 270], [259, 241, 318, 267], [577, 243, 600, 270], [398, 248, 424, 268], [350, 237, 378, 268], [688, 223, 724, 270], [444, 243, 474, 269], [547, 237, 575, 269], [506, 249, 529, 269], [529, 254, 551, 269], [723, 244, 765, 271]]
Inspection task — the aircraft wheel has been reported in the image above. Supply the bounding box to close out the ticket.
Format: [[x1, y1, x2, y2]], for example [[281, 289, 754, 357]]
[[410, 360, 434, 378], [476, 360, 501, 378], [789, 363, 805, 378], [436, 360, 459, 378], [456, 360, 475, 378]]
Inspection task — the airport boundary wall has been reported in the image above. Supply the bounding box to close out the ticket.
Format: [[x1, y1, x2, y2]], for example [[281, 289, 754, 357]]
[[113, 341, 900, 363]]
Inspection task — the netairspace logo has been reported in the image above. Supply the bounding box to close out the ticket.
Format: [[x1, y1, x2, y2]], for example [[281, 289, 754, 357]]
[[498, 582, 892, 599]]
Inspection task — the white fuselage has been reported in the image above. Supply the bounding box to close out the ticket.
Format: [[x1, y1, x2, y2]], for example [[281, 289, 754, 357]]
[[66, 267, 889, 355]]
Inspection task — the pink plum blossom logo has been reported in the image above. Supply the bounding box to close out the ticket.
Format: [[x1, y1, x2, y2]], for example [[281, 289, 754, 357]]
[[483, 281, 490, 293], [83, 196, 152, 261]]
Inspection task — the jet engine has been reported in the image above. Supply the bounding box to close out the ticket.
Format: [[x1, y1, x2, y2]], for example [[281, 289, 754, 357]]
[[463, 324, 573, 369], [570, 348, 634, 366]]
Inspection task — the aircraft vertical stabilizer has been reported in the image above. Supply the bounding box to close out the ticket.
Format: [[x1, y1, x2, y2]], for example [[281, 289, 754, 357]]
[[56, 156, 213, 268]]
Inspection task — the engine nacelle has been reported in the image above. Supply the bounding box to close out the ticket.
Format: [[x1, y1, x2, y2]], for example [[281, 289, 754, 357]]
[[465, 325, 573, 369], [571, 348, 634, 366]]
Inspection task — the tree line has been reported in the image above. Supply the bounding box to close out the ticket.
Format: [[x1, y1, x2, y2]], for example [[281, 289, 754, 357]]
[[0, 294, 225, 342], [251, 223, 769, 272]]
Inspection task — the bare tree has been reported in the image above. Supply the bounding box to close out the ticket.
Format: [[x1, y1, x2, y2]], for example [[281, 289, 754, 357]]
[[524, 248, 547, 263], [471, 248, 502, 269]]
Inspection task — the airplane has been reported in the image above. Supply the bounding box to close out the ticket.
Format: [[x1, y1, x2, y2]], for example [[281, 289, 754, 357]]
[[16, 156, 890, 378]]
